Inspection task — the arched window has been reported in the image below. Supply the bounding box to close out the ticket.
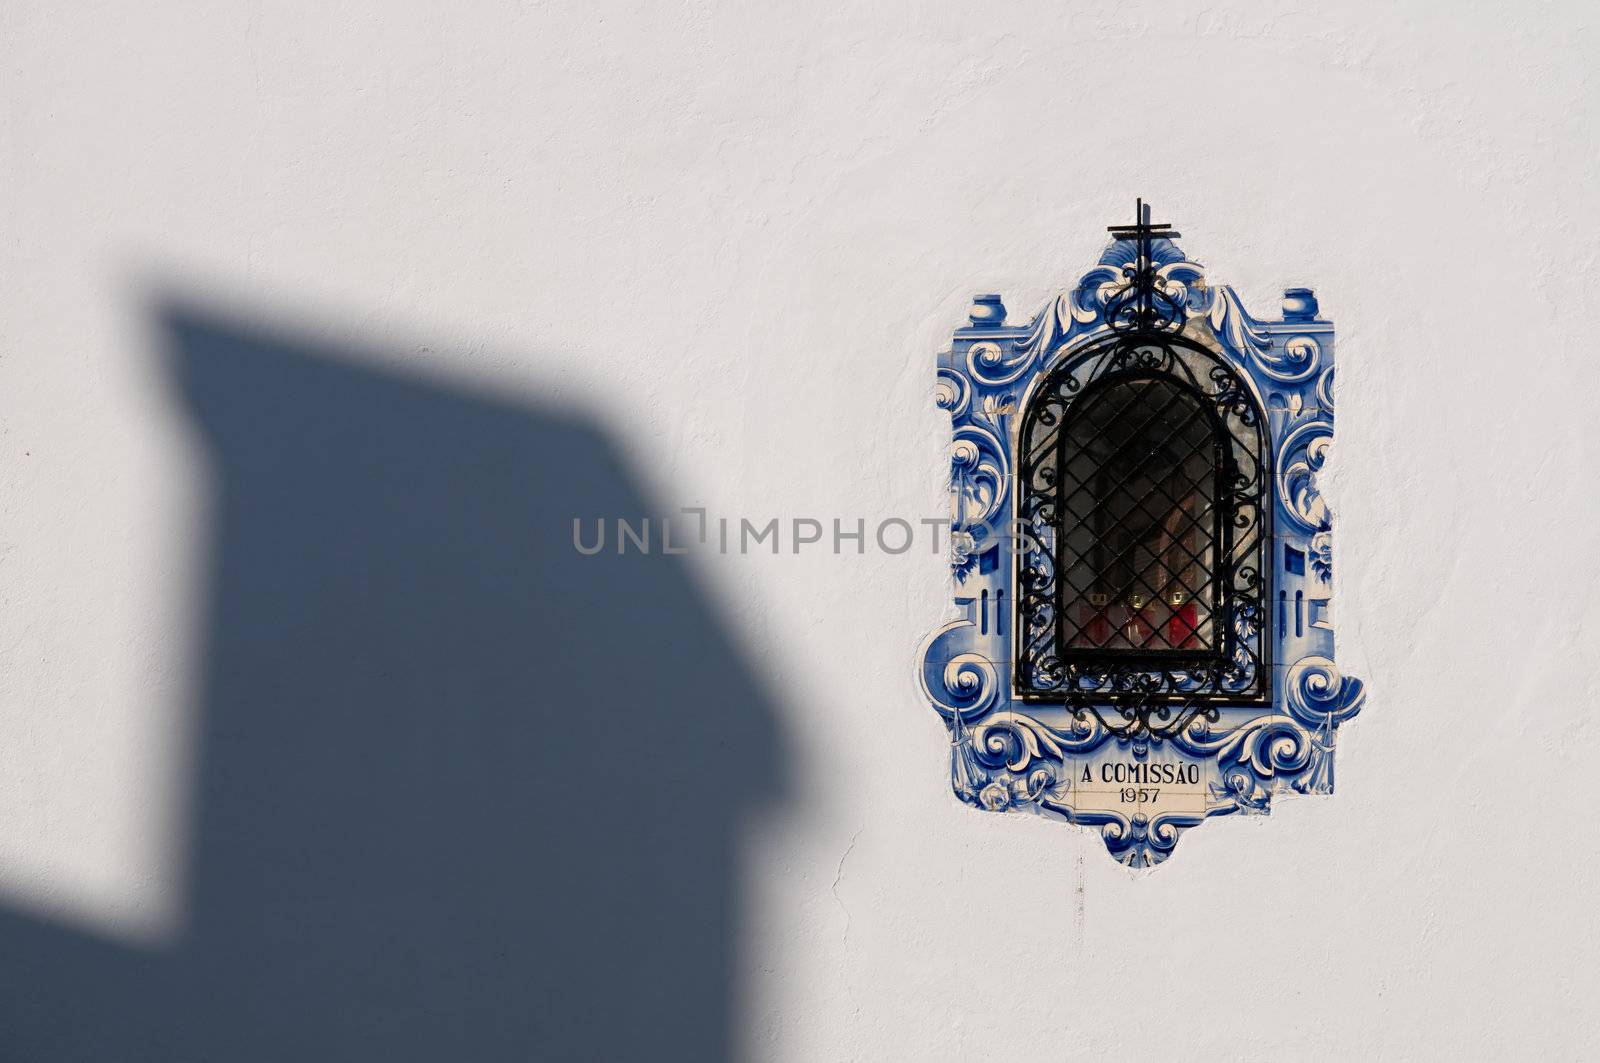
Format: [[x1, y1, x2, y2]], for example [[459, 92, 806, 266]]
[[1015, 336, 1269, 708]]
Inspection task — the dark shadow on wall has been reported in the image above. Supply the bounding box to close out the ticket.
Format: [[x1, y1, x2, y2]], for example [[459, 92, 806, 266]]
[[0, 301, 787, 1061]]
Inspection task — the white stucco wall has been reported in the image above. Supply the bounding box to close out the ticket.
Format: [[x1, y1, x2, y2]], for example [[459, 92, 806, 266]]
[[2, 1, 1596, 1058]]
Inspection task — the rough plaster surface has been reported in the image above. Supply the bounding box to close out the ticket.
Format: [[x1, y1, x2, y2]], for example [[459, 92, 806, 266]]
[[2, 1, 1597, 1058]]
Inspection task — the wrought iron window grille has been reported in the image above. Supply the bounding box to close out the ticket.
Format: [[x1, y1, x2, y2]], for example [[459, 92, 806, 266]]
[[1013, 202, 1271, 734]]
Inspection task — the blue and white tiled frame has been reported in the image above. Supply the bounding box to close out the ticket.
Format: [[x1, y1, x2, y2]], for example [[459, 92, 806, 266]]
[[919, 234, 1364, 867]]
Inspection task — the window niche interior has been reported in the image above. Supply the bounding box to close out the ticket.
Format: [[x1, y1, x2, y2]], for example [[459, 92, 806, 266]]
[[1058, 375, 1221, 655]]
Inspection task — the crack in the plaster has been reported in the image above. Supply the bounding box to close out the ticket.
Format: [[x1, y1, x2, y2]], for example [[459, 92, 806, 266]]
[[1072, 846, 1087, 949], [832, 828, 864, 939]]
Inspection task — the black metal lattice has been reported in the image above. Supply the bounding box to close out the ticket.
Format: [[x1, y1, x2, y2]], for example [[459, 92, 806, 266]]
[[1011, 202, 1270, 734], [1058, 376, 1220, 654]]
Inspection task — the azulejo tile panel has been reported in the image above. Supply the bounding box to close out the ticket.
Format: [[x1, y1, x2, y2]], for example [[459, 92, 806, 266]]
[[919, 211, 1364, 867]]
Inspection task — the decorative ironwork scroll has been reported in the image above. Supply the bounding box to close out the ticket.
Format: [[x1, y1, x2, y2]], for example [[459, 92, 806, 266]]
[[919, 202, 1363, 867]]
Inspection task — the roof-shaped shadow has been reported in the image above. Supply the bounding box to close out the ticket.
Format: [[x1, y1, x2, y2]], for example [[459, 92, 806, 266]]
[[0, 301, 789, 1061]]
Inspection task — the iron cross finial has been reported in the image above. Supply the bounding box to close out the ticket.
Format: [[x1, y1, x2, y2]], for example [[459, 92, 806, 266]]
[[1106, 197, 1179, 245], [1105, 198, 1184, 333]]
